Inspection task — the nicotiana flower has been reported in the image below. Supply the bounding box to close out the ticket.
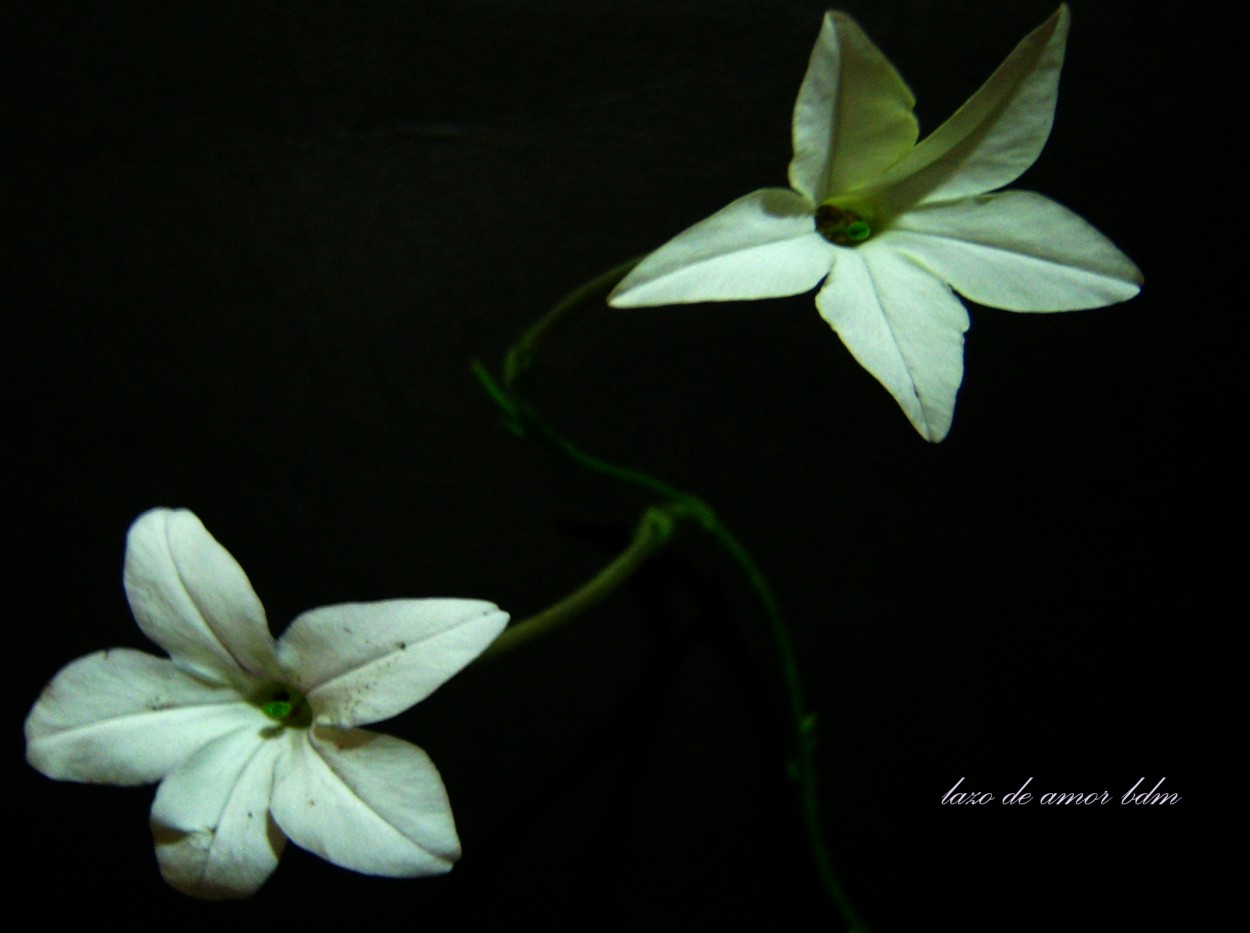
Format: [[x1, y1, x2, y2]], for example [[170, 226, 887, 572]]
[[25, 508, 508, 899], [609, 5, 1141, 442]]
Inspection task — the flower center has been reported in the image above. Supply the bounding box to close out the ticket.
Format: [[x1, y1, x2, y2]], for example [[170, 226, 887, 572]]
[[816, 202, 873, 246], [252, 682, 312, 729]]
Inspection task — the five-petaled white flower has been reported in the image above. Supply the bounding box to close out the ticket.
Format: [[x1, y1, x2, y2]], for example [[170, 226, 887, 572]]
[[609, 5, 1141, 442], [25, 508, 508, 899]]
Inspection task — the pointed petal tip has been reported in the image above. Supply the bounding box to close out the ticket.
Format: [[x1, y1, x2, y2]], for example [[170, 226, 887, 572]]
[[605, 283, 641, 308], [1035, 3, 1071, 53], [1033, 4, 1071, 41], [607, 281, 671, 309], [911, 407, 953, 444]]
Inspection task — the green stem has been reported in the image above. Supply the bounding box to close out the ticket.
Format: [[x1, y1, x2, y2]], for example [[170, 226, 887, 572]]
[[504, 256, 643, 390], [480, 504, 678, 659], [704, 521, 865, 932], [477, 260, 867, 932]]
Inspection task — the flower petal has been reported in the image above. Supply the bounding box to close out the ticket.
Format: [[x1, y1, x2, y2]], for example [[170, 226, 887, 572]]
[[124, 509, 278, 684], [151, 724, 290, 899], [886, 191, 1142, 311], [815, 244, 969, 442], [875, 4, 1070, 208], [788, 11, 919, 202], [25, 648, 255, 785], [608, 189, 836, 307], [271, 727, 459, 877], [278, 599, 508, 728]]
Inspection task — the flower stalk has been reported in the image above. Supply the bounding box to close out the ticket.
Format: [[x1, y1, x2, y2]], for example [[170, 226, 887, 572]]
[[475, 263, 868, 931], [480, 503, 679, 659]]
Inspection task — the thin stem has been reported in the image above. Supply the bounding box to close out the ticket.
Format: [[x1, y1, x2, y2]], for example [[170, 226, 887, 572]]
[[477, 259, 867, 931], [704, 521, 865, 932], [480, 504, 678, 660], [504, 257, 642, 390]]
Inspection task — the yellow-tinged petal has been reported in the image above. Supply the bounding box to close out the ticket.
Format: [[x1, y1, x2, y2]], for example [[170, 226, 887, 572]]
[[874, 4, 1070, 210], [788, 11, 919, 203]]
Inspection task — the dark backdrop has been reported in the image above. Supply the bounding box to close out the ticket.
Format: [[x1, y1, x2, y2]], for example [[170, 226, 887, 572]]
[[4, 1, 1225, 930]]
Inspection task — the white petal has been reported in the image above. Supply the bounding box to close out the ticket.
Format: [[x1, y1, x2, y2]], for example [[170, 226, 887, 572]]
[[25, 648, 257, 785], [278, 599, 508, 728], [271, 727, 459, 877], [816, 245, 969, 442], [151, 725, 291, 899], [124, 509, 278, 684], [608, 189, 836, 307], [887, 191, 1142, 311], [875, 5, 1070, 208], [788, 11, 919, 202]]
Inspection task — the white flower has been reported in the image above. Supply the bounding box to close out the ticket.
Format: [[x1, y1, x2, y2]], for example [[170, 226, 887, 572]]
[[25, 508, 508, 899], [609, 5, 1141, 442]]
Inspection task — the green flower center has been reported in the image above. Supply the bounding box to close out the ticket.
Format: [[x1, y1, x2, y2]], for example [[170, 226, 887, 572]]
[[816, 202, 873, 246], [252, 682, 312, 729]]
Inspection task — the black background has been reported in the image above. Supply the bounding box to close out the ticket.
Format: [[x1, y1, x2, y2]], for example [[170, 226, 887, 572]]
[[4, 1, 1226, 929]]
